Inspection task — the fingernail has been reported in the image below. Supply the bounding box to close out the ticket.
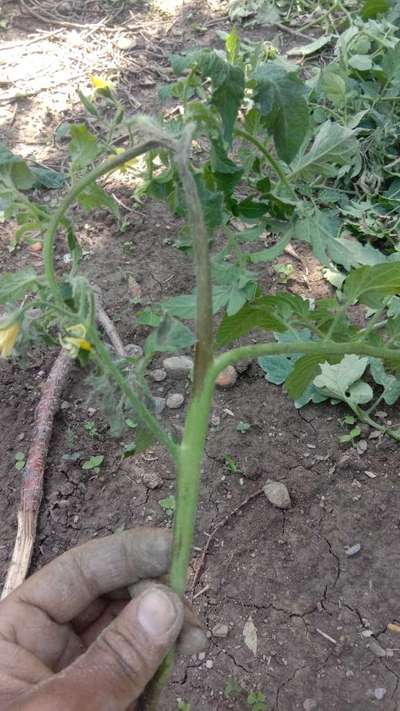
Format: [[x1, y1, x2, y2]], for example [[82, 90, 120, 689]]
[[137, 588, 178, 639]]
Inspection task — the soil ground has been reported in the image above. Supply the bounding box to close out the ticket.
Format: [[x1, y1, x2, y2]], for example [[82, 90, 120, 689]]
[[1, 2, 400, 709]]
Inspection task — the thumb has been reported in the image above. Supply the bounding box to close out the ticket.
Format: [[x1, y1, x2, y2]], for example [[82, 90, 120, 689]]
[[27, 586, 183, 711]]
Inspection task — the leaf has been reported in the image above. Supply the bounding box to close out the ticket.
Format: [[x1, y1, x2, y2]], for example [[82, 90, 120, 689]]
[[289, 121, 360, 182], [287, 34, 333, 56], [285, 354, 324, 399], [216, 294, 309, 347], [225, 26, 240, 63], [369, 358, 400, 405], [243, 617, 258, 656], [361, 0, 389, 19], [144, 314, 195, 355], [314, 355, 373, 406], [259, 353, 294, 384], [0, 268, 37, 304], [77, 89, 99, 116], [249, 231, 291, 264], [69, 124, 99, 168], [0, 144, 36, 190], [343, 263, 400, 307], [348, 54, 373, 71], [254, 61, 309, 164], [31, 166, 65, 189], [211, 65, 245, 144], [162, 293, 197, 319], [77, 182, 119, 216], [82, 454, 104, 470]]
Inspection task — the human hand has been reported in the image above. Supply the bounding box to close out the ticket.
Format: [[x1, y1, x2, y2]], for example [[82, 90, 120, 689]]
[[0, 528, 206, 710]]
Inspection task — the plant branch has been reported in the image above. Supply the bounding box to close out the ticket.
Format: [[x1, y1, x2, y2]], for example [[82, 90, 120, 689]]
[[87, 327, 178, 460], [235, 128, 297, 199], [43, 140, 161, 305]]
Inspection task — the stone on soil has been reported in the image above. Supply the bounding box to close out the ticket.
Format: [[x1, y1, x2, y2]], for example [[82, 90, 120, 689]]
[[263, 480, 291, 509], [216, 365, 238, 388], [166, 393, 185, 409], [163, 355, 193, 379]]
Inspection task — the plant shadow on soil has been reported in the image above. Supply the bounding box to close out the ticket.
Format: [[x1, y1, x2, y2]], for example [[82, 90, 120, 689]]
[[1, 1, 400, 709]]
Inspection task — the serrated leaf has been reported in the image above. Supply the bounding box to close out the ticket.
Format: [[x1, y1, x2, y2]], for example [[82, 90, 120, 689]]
[[254, 61, 309, 164], [289, 121, 360, 182], [69, 124, 99, 168], [77, 182, 119, 217], [144, 314, 195, 355], [343, 263, 400, 307], [217, 294, 309, 347], [249, 231, 292, 264], [0, 268, 37, 304], [314, 355, 373, 406]]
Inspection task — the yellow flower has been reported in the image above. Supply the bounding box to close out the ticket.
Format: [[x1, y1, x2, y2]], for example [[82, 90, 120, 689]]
[[89, 75, 113, 93], [61, 324, 92, 358], [0, 322, 20, 358]]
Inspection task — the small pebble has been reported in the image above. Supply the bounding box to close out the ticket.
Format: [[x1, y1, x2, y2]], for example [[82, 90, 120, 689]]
[[166, 393, 184, 409], [87, 407, 96, 417], [367, 639, 387, 658], [115, 35, 136, 50], [344, 543, 361, 557], [142, 470, 163, 490], [303, 700, 317, 711], [151, 368, 167, 382], [125, 343, 144, 358], [212, 623, 229, 638], [163, 355, 193, 379], [263, 480, 291, 509], [61, 401, 71, 410], [236, 358, 252, 373], [17, 433, 25, 441], [374, 688, 387, 701], [216, 366, 238, 389], [205, 660, 214, 669], [198, 652, 206, 661]]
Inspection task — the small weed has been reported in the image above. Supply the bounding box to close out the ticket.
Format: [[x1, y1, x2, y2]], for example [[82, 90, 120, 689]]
[[237, 420, 251, 433], [176, 700, 191, 711], [81, 454, 104, 473], [15, 452, 25, 471], [273, 262, 294, 284], [247, 690, 268, 711], [159, 495, 176, 515], [83, 420, 98, 438], [224, 454, 241, 474]]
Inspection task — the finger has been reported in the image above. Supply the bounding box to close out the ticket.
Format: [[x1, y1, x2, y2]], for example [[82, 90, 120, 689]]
[[129, 580, 208, 655], [10, 528, 172, 623], [18, 586, 183, 711]]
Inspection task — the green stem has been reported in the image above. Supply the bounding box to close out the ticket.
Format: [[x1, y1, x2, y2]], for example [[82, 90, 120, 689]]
[[235, 128, 297, 199], [87, 327, 178, 460], [43, 140, 161, 304], [209, 340, 400, 383]]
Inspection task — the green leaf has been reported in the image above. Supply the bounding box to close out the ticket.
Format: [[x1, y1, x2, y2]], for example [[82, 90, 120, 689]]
[[69, 124, 99, 168], [0, 268, 37, 304], [249, 231, 291, 263], [343, 263, 400, 307], [285, 354, 324, 399], [225, 26, 240, 63], [0, 144, 36, 190], [369, 358, 400, 405], [216, 293, 309, 347], [31, 166, 65, 189], [314, 355, 373, 406], [77, 89, 99, 116], [348, 54, 373, 71], [82, 454, 104, 470], [339, 426, 361, 442], [77, 182, 119, 217], [144, 313, 195, 355], [289, 121, 360, 181], [361, 0, 389, 19], [287, 34, 333, 57], [254, 61, 309, 164], [212, 64, 245, 144]]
